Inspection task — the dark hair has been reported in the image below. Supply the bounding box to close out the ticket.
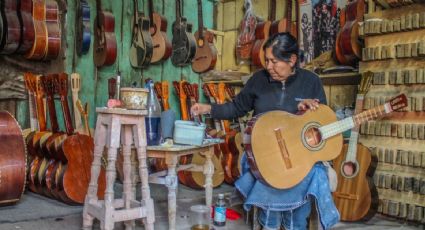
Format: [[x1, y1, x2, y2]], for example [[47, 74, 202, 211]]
[[263, 32, 299, 62]]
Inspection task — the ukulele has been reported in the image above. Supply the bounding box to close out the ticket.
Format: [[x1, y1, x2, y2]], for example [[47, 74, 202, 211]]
[[191, 0, 217, 73], [0, 0, 22, 54], [236, 0, 257, 61], [25, 0, 48, 60], [76, 0, 91, 56], [129, 0, 153, 68], [251, 0, 272, 68], [93, 0, 117, 67], [44, 0, 61, 60], [246, 94, 407, 189], [16, 0, 35, 54], [171, 0, 196, 66], [148, 0, 172, 63], [333, 72, 378, 221]]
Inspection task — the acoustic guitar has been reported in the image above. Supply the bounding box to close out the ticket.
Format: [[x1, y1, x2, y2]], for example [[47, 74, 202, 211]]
[[148, 0, 172, 63], [129, 0, 153, 68], [16, 0, 35, 54], [44, 0, 61, 60], [192, 0, 217, 73], [0, 111, 26, 206], [251, 0, 272, 68], [332, 71, 378, 221], [25, 0, 48, 60], [0, 0, 22, 54], [93, 0, 117, 67], [171, 0, 196, 66], [245, 94, 407, 189], [76, 0, 91, 56]]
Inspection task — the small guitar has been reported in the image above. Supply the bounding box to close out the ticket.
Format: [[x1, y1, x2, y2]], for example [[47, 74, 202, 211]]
[[76, 0, 91, 56], [246, 94, 407, 189], [251, 0, 272, 68], [191, 0, 217, 73], [0, 0, 22, 54], [44, 0, 61, 60], [129, 0, 153, 68], [171, 0, 196, 66], [25, 0, 48, 60], [333, 71, 378, 221], [93, 0, 117, 67], [269, 0, 298, 39], [148, 0, 172, 63]]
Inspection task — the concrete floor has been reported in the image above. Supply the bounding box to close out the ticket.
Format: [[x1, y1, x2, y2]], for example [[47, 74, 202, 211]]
[[0, 183, 423, 230]]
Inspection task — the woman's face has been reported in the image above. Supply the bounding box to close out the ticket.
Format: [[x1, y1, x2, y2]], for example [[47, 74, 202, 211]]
[[265, 47, 296, 81]]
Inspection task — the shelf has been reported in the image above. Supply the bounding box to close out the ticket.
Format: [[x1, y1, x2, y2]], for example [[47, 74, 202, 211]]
[[319, 72, 360, 85]]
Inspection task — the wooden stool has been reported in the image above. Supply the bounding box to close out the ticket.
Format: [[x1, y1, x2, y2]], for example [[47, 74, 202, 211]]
[[83, 108, 154, 230]]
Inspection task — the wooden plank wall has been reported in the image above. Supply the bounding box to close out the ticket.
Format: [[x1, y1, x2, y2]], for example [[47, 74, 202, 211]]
[[14, 0, 214, 129]]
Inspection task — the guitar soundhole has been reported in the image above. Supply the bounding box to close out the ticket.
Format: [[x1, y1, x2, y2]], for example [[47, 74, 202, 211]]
[[302, 125, 323, 150], [341, 161, 359, 178]]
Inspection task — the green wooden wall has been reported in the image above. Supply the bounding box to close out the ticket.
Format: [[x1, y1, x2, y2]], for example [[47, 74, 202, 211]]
[[17, 0, 215, 129]]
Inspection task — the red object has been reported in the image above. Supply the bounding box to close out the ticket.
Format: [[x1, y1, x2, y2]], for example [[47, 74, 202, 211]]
[[107, 99, 122, 108], [211, 206, 241, 221]]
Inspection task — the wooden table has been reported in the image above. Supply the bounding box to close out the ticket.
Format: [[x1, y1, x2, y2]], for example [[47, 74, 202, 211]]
[[146, 143, 217, 230]]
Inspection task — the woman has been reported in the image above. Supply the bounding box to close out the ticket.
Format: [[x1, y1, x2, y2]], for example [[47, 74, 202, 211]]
[[191, 32, 339, 230]]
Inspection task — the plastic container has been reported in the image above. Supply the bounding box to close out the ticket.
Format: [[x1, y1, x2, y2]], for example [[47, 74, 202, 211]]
[[173, 120, 206, 146], [145, 81, 162, 146], [190, 205, 210, 230]]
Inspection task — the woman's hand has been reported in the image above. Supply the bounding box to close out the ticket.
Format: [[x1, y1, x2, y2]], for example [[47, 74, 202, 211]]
[[190, 103, 212, 116], [297, 99, 320, 111]]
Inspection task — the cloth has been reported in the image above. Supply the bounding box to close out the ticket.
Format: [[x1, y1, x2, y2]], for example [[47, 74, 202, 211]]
[[258, 198, 311, 229], [211, 68, 327, 119], [235, 153, 340, 230]]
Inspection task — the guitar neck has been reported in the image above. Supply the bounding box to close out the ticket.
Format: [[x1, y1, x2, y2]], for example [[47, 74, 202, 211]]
[[197, 0, 204, 37], [175, 0, 181, 22], [345, 93, 365, 161], [148, 0, 154, 25]]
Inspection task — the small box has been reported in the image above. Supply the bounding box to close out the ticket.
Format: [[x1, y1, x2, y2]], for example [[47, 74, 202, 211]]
[[173, 120, 206, 145]]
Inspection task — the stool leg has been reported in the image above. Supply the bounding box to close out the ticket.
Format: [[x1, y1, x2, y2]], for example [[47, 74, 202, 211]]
[[102, 117, 122, 230], [165, 155, 179, 230], [203, 148, 215, 208], [83, 116, 107, 229], [133, 122, 155, 230], [122, 125, 135, 230]]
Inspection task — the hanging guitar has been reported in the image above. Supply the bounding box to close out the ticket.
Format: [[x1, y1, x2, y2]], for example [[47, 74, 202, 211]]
[[25, 0, 48, 60], [16, 0, 35, 54], [0, 0, 22, 54], [171, 0, 196, 66], [93, 0, 117, 67], [76, 0, 91, 55], [333, 71, 378, 221], [129, 0, 153, 68], [148, 0, 172, 63], [191, 0, 217, 73], [245, 93, 407, 189], [236, 0, 257, 61], [251, 0, 272, 68], [44, 0, 61, 60]]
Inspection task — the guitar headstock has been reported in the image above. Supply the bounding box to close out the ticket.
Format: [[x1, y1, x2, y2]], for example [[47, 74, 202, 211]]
[[76, 99, 88, 116], [161, 81, 169, 101], [70, 73, 81, 92], [55, 73, 69, 97], [178, 81, 187, 100], [217, 82, 226, 104], [154, 82, 162, 99], [387, 93, 408, 112], [172, 81, 180, 96], [24, 72, 35, 93], [41, 74, 55, 97], [182, 81, 195, 99], [34, 75, 45, 97], [192, 83, 199, 102], [206, 83, 218, 102], [225, 84, 236, 99]]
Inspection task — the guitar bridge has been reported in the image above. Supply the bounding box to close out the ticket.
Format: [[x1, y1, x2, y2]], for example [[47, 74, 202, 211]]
[[274, 128, 292, 169]]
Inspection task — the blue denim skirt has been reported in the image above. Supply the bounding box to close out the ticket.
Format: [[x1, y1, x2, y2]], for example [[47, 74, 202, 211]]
[[234, 153, 340, 230]]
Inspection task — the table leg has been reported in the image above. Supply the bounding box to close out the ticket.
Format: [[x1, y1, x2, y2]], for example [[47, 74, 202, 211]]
[[165, 155, 179, 230], [203, 147, 215, 207]]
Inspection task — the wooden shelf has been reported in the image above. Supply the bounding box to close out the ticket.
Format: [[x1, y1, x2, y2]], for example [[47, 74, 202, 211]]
[[319, 72, 360, 85]]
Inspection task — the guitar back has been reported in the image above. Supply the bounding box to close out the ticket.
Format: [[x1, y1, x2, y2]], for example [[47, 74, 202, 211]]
[[0, 0, 22, 54], [25, 0, 48, 60], [17, 0, 35, 54], [76, 0, 91, 55], [44, 0, 61, 60], [251, 21, 271, 68]]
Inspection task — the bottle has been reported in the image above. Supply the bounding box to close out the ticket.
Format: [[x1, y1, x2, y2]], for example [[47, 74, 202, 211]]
[[145, 80, 161, 146], [213, 193, 226, 226]]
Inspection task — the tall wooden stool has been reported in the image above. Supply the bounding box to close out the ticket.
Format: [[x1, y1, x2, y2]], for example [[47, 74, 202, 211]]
[[83, 108, 154, 230]]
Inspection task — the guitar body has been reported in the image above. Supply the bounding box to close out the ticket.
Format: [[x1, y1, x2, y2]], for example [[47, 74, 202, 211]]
[[93, 11, 117, 67], [0, 111, 26, 206], [17, 0, 35, 54], [0, 0, 22, 54], [150, 12, 172, 63], [192, 29, 217, 73], [183, 153, 224, 189], [246, 107, 342, 189], [76, 0, 91, 55], [251, 21, 271, 68], [171, 18, 196, 66], [129, 15, 153, 68], [332, 143, 378, 221], [44, 0, 60, 60], [269, 18, 290, 36], [26, 0, 48, 60]]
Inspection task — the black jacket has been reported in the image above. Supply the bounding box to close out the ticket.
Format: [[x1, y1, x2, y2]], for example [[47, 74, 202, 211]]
[[211, 68, 327, 120]]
